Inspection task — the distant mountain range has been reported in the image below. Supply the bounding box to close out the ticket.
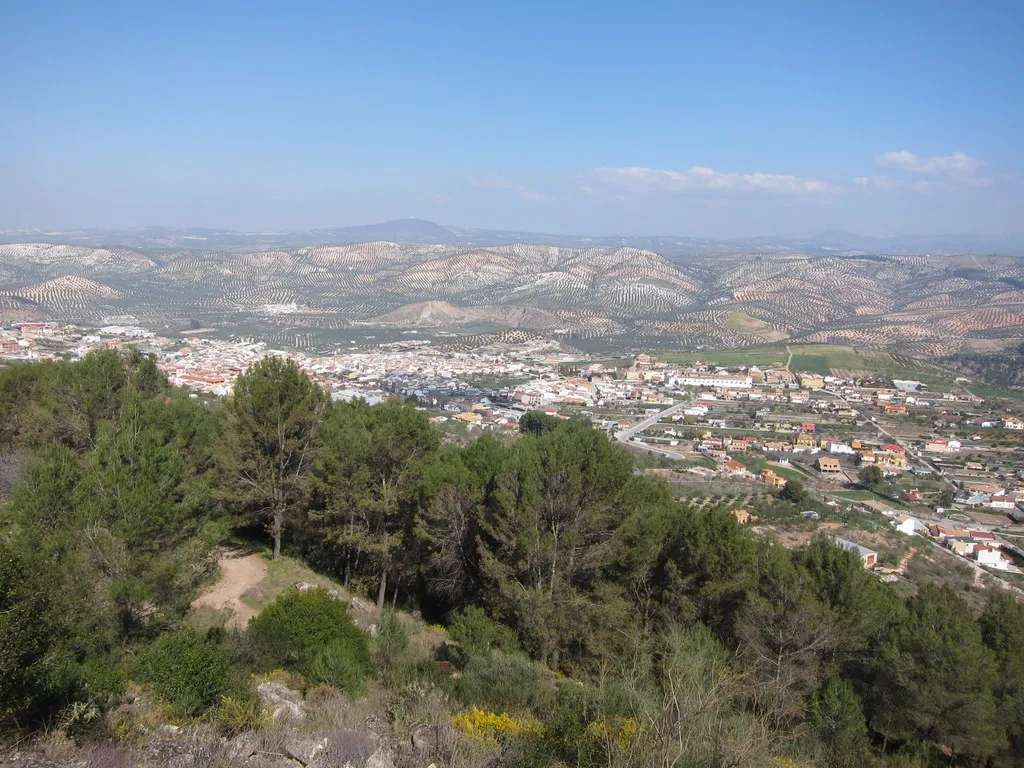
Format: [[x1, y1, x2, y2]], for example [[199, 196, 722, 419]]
[[2, 220, 1023, 257]]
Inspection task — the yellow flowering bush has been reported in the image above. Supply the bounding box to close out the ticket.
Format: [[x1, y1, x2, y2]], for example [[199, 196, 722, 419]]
[[452, 707, 543, 746], [588, 716, 642, 751]]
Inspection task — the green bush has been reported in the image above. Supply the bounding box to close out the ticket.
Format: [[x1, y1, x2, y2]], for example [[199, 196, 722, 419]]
[[244, 589, 370, 679], [374, 609, 410, 686], [138, 629, 230, 716], [527, 684, 603, 768], [76, 658, 128, 707], [216, 694, 269, 735], [308, 640, 369, 697], [448, 606, 519, 659], [458, 652, 541, 712]]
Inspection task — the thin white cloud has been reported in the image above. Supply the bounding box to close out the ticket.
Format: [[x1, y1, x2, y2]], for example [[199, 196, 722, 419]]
[[855, 175, 931, 193], [584, 166, 833, 196], [874, 150, 990, 187], [469, 173, 554, 202], [419, 191, 451, 204]]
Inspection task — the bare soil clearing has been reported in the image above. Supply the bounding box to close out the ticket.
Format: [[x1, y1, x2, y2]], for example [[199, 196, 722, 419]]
[[192, 550, 268, 629]]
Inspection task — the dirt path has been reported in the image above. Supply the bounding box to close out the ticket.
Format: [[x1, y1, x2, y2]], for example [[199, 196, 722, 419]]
[[896, 549, 913, 575], [192, 551, 268, 629]]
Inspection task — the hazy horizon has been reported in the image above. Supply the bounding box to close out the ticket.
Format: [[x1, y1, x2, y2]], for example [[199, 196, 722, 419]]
[[4, 218, 1024, 244], [3, 1, 1023, 238]]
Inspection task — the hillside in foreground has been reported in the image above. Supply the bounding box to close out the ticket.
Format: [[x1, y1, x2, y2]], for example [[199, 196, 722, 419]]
[[3, 350, 1024, 768]]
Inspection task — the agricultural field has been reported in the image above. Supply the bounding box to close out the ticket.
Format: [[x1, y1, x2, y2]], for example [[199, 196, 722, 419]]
[[660, 345, 791, 367]]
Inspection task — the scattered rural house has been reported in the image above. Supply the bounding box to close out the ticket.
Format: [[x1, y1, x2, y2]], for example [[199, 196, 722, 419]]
[[929, 524, 973, 541], [722, 460, 749, 476], [949, 540, 976, 557], [1003, 417, 1023, 430], [989, 495, 1017, 510], [830, 536, 878, 568], [823, 440, 856, 454], [795, 433, 817, 449], [815, 456, 842, 475], [956, 490, 992, 507], [760, 469, 786, 488], [876, 451, 908, 470], [892, 514, 920, 536], [975, 544, 1010, 570]]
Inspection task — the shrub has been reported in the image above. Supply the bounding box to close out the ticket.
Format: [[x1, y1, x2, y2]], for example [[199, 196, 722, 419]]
[[244, 590, 370, 679], [252, 668, 306, 691], [452, 707, 543, 746], [216, 695, 269, 735], [376, 609, 410, 658], [458, 653, 540, 712], [527, 683, 602, 766], [0, 542, 57, 729], [308, 640, 369, 698], [390, 681, 454, 727], [447, 607, 519, 660], [77, 658, 128, 707], [374, 609, 410, 686], [138, 629, 230, 716]]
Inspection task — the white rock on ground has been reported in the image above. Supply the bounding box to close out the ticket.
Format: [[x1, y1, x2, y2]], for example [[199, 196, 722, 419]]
[[256, 682, 307, 723]]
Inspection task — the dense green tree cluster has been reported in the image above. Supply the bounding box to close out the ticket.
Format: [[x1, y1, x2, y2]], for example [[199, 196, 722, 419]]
[[2, 351, 1023, 766], [940, 344, 1024, 388], [0, 350, 223, 729]]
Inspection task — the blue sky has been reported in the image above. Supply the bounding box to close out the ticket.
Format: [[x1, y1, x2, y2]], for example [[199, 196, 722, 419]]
[[2, 0, 1022, 237]]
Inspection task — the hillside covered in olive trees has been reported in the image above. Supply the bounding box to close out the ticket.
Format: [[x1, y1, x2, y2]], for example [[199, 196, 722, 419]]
[[1, 241, 1022, 360]]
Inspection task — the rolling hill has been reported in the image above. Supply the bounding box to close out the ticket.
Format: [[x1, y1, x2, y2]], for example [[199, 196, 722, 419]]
[[0, 241, 1021, 359]]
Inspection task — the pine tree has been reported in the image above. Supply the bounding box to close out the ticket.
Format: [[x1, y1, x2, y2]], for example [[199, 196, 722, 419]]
[[219, 357, 327, 559]]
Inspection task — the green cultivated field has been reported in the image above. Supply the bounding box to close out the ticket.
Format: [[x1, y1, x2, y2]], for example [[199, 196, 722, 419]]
[[661, 345, 790, 367]]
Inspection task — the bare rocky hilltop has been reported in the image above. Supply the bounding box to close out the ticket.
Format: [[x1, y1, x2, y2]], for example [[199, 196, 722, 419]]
[[0, 241, 1022, 359]]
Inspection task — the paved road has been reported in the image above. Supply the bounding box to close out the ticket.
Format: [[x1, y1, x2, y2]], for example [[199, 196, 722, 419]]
[[826, 391, 956, 489], [614, 401, 688, 459]]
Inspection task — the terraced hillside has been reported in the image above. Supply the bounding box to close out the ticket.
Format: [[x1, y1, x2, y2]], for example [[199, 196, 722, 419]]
[[0, 242, 1021, 358]]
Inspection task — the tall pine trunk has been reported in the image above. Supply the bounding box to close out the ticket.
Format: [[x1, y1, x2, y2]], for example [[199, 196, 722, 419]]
[[272, 507, 283, 560], [376, 567, 388, 609]]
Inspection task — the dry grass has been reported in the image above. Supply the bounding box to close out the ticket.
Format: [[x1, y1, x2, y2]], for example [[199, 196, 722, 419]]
[[388, 681, 455, 729], [408, 623, 448, 663], [304, 682, 389, 735], [238, 555, 350, 615], [35, 730, 77, 761]]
